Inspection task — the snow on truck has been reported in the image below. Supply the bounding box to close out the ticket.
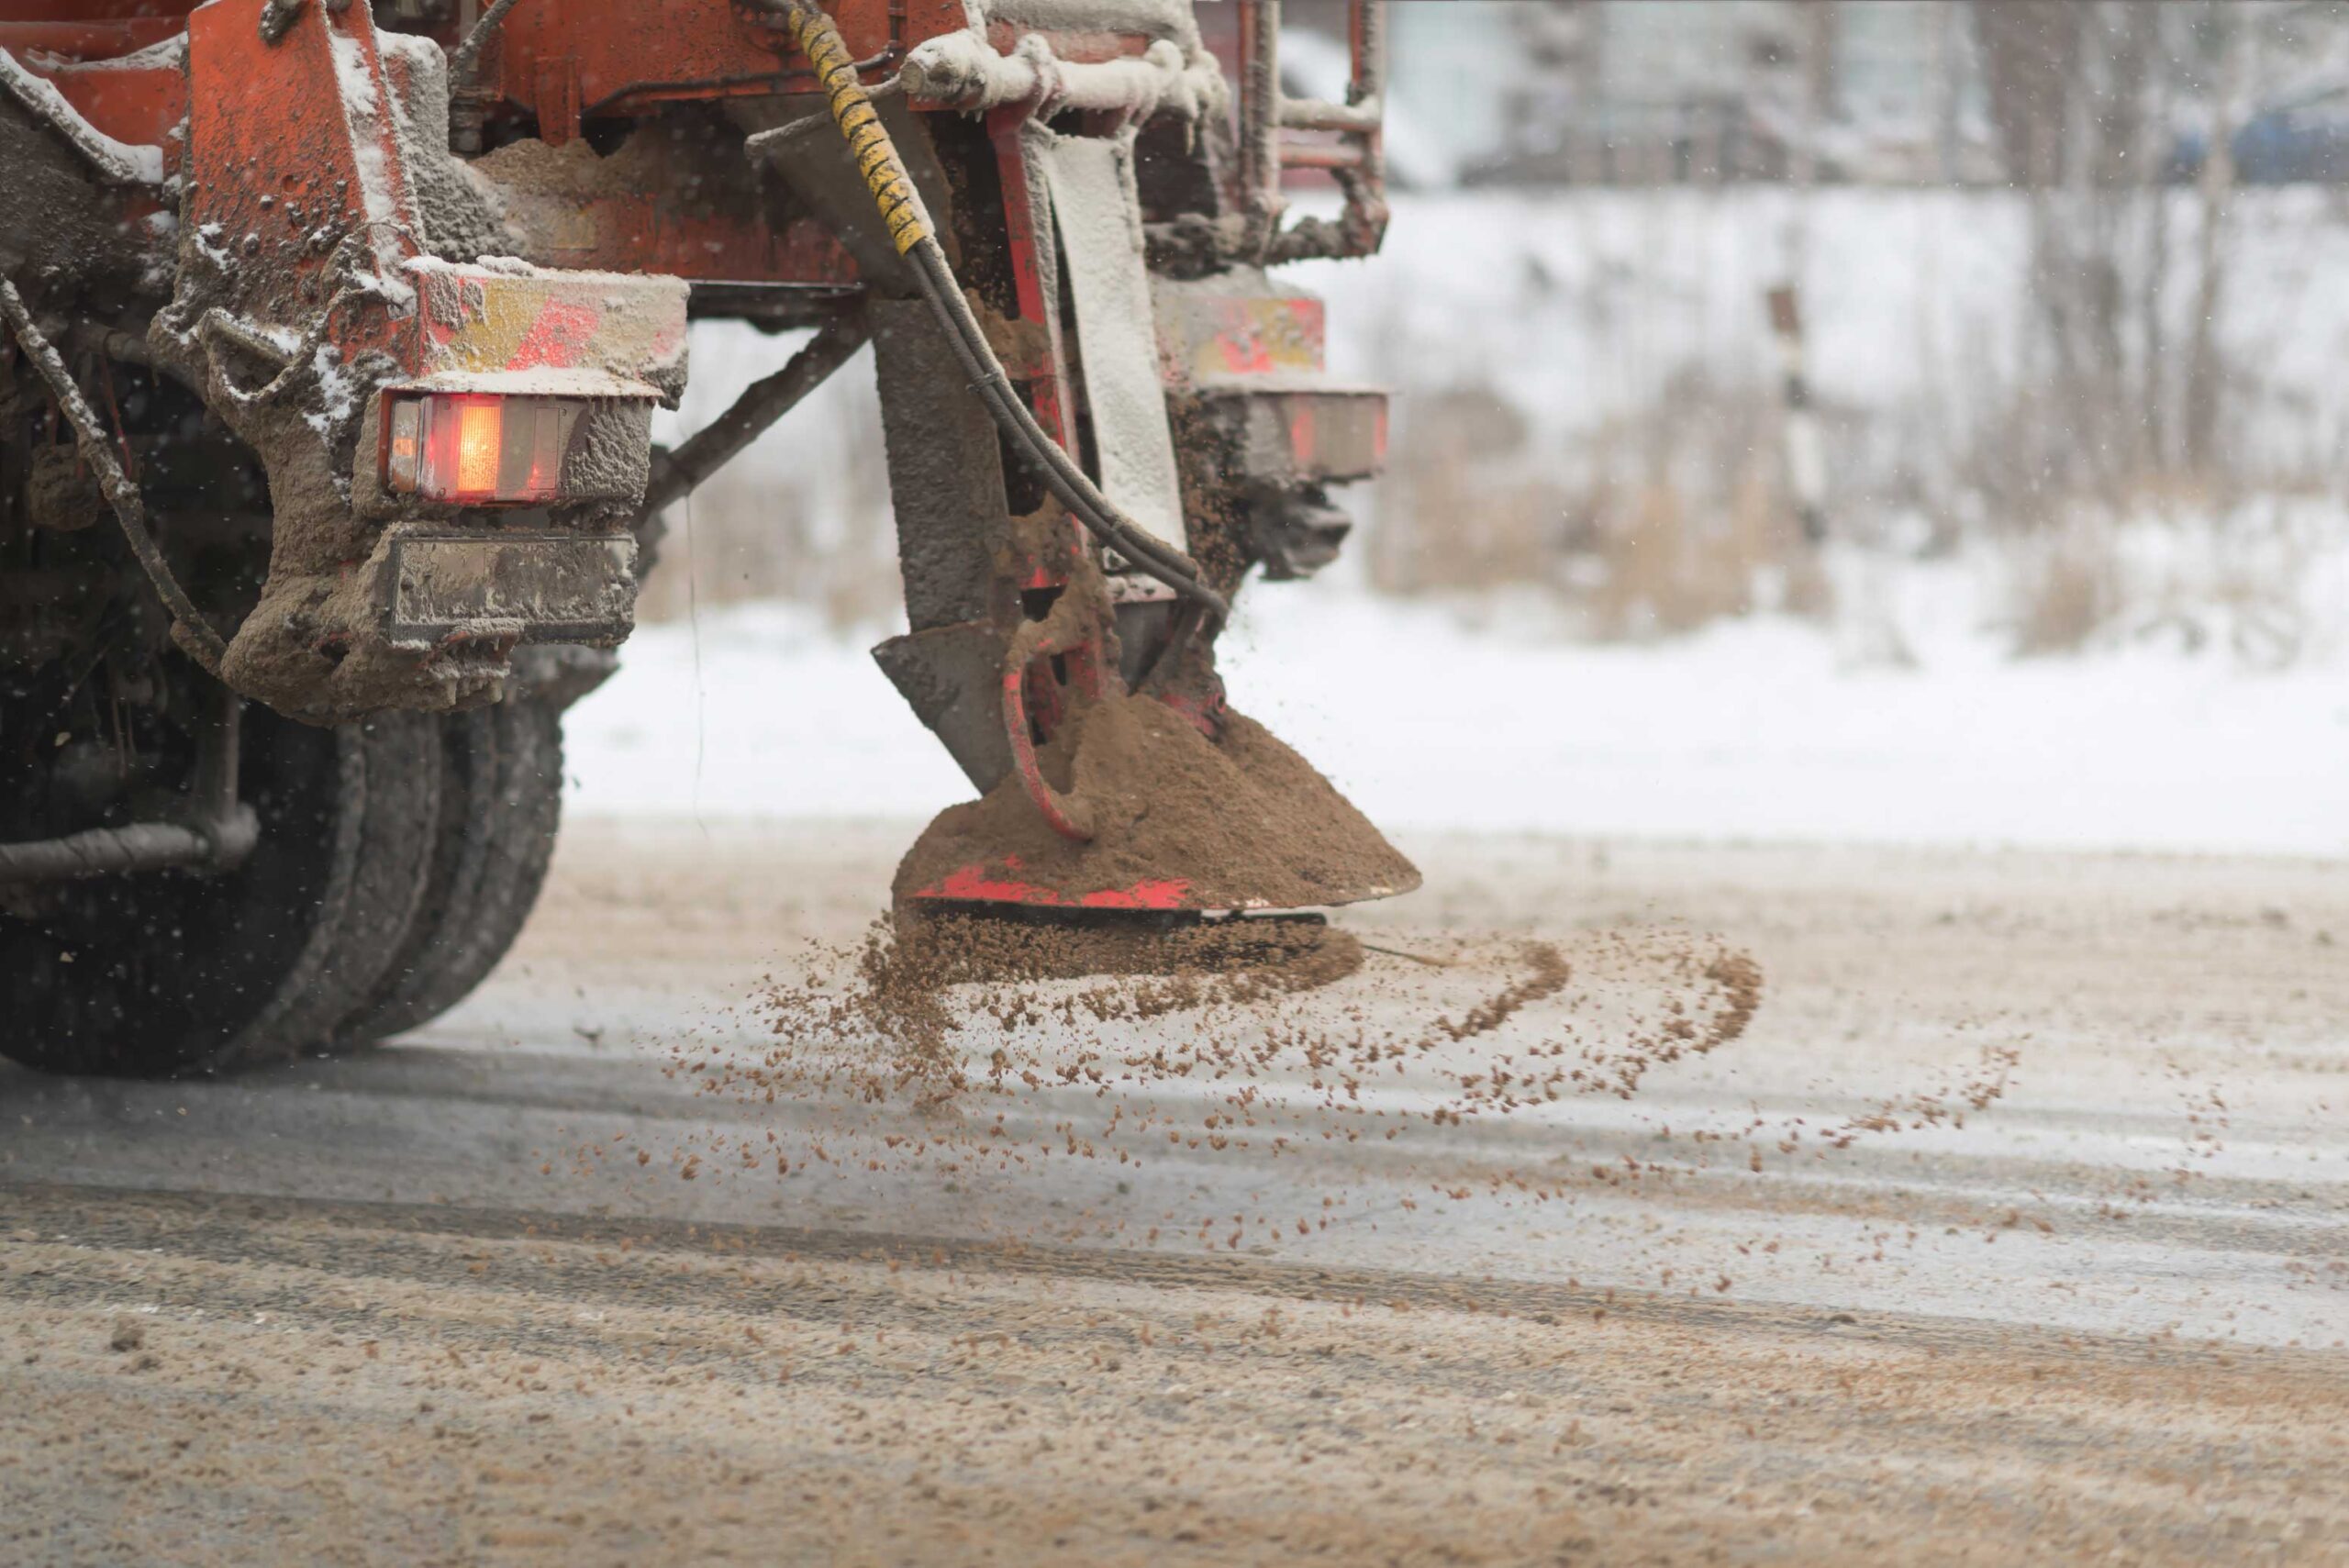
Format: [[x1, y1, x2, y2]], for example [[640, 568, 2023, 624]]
[[0, 0, 1410, 1076]]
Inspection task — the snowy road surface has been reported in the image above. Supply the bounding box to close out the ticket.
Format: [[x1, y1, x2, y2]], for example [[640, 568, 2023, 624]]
[[4, 821, 2345, 1564]]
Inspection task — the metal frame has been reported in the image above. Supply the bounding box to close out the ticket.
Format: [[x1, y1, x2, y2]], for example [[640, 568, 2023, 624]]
[[1233, 0, 1387, 263]]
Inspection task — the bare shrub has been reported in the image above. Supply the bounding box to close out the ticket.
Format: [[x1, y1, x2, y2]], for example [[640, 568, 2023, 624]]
[[1577, 470, 1775, 639], [1999, 498, 2319, 664], [2008, 524, 2121, 655], [1370, 359, 1831, 639], [2129, 500, 2317, 668], [1369, 385, 1560, 593]]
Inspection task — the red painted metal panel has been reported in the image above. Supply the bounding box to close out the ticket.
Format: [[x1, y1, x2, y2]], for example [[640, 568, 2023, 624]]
[[182, 0, 419, 359], [532, 50, 579, 145], [982, 23, 1145, 65], [0, 3, 196, 17], [985, 100, 1103, 774], [487, 0, 965, 125], [0, 18, 184, 56], [522, 195, 858, 286], [987, 105, 1071, 448], [12, 51, 184, 157]]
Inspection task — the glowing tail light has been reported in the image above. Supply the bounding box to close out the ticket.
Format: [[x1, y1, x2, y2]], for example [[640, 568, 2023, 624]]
[[384, 394, 587, 504]]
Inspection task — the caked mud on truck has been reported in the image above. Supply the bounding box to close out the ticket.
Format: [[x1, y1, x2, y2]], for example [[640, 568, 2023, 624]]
[[0, 0, 1405, 1076]]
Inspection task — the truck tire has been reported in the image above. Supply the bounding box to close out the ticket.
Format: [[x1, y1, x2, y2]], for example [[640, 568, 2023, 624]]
[[0, 706, 440, 1078], [334, 698, 563, 1048]]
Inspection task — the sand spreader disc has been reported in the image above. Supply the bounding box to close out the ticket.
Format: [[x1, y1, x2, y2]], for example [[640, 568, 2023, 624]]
[[893, 694, 1421, 919]]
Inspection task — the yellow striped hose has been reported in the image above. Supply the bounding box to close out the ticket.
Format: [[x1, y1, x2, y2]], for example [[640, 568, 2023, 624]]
[[778, 4, 932, 254]]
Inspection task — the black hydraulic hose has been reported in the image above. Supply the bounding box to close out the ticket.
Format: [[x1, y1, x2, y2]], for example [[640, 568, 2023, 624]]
[[766, 0, 1230, 623], [0, 278, 229, 675]]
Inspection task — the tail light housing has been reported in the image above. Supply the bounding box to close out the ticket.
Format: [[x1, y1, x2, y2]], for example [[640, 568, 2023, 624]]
[[384, 393, 592, 505]]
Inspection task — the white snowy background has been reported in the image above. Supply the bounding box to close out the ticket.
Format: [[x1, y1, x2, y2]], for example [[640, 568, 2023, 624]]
[[565, 566, 2349, 856], [566, 179, 2349, 857]]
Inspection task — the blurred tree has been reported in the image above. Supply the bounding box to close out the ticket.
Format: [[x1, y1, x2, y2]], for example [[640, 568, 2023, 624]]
[[1976, 1, 2078, 187]]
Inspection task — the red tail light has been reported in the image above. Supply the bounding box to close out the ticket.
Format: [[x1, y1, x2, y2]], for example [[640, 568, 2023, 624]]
[[384, 393, 584, 504]]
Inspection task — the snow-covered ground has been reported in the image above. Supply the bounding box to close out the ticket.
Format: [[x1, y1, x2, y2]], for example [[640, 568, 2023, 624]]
[[565, 561, 2349, 858]]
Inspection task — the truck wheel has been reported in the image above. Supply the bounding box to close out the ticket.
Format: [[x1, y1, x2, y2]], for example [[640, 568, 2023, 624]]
[[334, 698, 563, 1048], [0, 706, 440, 1078]]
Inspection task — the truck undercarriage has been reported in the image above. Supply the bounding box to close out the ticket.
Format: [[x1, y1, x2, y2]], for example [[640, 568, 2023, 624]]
[[0, 0, 1408, 1075]]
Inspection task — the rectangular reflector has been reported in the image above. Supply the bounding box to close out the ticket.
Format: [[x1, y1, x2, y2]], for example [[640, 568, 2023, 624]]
[[384, 531, 639, 646], [456, 399, 503, 495]]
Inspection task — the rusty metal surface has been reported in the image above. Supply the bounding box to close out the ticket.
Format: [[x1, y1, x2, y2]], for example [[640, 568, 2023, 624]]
[[1154, 270, 1387, 488], [486, 0, 963, 131], [3, 32, 184, 152], [116, 0, 693, 718], [1162, 293, 1324, 384], [381, 528, 638, 649], [740, 90, 952, 297], [477, 175, 858, 289], [3, 0, 1359, 739], [1, 0, 957, 126], [1150, 264, 1386, 587], [0, 90, 151, 295], [987, 113, 1070, 445], [470, 106, 862, 288], [0, 11, 188, 66], [171, 0, 419, 365], [395, 261, 688, 399]]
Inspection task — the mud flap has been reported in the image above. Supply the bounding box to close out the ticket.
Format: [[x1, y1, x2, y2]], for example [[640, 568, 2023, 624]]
[[872, 622, 1013, 793], [1040, 132, 1189, 565]]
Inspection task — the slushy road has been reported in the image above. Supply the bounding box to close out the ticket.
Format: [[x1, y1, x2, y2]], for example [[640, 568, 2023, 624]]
[[5, 822, 2343, 1564]]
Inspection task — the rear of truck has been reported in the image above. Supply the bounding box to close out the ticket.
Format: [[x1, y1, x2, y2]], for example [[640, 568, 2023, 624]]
[[0, 0, 1402, 1076]]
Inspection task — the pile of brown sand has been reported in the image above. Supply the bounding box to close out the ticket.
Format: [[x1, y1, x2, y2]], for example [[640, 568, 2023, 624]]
[[893, 694, 1421, 911]]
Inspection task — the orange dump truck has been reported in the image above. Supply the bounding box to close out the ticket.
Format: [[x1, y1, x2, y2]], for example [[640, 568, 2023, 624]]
[[0, 0, 1409, 1075]]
